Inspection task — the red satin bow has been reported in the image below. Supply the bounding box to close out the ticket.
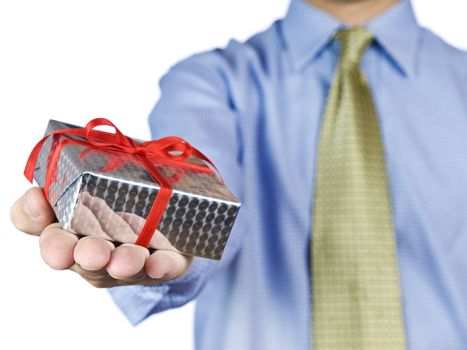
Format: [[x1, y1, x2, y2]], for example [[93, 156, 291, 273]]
[[24, 118, 219, 247]]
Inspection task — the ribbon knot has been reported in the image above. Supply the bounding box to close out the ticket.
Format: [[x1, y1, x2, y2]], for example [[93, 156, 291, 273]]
[[24, 118, 220, 247]]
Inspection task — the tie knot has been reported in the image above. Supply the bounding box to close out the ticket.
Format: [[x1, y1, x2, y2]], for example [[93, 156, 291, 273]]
[[335, 27, 373, 66]]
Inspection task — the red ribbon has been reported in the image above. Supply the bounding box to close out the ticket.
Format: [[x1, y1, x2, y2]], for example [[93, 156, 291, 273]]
[[24, 118, 219, 247], [78, 147, 186, 184]]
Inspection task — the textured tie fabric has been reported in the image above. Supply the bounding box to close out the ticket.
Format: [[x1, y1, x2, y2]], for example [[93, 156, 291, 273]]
[[311, 28, 407, 349]]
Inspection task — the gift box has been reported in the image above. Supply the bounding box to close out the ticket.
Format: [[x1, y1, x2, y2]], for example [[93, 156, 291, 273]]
[[24, 118, 241, 260]]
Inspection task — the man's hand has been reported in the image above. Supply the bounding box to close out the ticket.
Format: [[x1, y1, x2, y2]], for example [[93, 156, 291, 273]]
[[10, 187, 193, 288]]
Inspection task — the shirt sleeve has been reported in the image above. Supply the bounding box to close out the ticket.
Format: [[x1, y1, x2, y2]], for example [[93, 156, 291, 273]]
[[108, 43, 246, 325]]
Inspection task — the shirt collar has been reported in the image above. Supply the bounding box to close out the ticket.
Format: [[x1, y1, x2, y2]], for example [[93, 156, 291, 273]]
[[281, 0, 421, 76]]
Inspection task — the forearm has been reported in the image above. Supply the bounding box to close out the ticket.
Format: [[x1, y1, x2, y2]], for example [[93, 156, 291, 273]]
[[108, 46, 246, 324]]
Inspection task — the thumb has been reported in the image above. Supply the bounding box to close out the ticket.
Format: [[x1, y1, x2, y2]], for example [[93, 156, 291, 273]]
[[11, 187, 56, 235]]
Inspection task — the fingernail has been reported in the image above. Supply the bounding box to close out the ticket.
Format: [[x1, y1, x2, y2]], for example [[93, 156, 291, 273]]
[[23, 192, 41, 219]]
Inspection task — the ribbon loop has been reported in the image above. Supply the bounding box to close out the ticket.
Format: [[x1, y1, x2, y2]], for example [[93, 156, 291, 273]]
[[84, 118, 136, 149], [140, 136, 193, 161]]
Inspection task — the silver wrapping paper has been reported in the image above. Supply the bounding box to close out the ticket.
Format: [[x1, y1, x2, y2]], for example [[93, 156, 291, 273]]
[[33, 120, 241, 260]]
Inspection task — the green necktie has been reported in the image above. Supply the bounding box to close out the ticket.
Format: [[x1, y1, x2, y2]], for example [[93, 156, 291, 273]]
[[311, 27, 407, 349]]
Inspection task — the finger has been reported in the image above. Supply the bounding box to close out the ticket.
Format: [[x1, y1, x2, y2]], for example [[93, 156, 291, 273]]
[[74, 236, 114, 271], [39, 223, 78, 270], [145, 250, 193, 280], [70, 264, 126, 288], [106, 244, 149, 280], [10, 187, 55, 235], [69, 264, 114, 288], [69, 264, 161, 288]]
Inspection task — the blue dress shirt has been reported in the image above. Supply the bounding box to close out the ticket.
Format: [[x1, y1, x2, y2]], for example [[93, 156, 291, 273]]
[[109, 0, 467, 348]]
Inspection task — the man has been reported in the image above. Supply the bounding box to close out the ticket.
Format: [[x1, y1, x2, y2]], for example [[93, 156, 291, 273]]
[[11, 0, 467, 348]]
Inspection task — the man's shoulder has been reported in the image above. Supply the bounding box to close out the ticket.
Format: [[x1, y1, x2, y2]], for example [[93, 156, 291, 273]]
[[168, 21, 283, 79], [419, 27, 467, 75]]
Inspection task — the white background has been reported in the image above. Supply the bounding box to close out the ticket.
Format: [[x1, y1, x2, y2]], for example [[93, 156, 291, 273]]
[[0, 1, 466, 349]]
